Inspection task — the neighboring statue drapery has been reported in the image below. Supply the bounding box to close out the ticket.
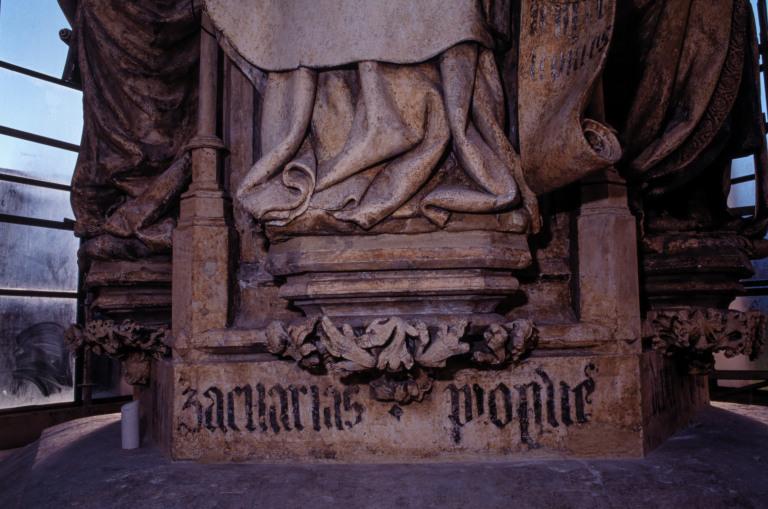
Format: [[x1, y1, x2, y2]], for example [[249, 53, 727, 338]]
[[63, 0, 199, 260], [609, 0, 768, 231]]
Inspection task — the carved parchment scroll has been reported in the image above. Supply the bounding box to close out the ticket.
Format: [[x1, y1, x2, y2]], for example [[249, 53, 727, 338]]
[[518, 0, 621, 193]]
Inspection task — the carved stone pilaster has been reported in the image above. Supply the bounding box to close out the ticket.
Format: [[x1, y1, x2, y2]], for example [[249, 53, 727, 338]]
[[643, 308, 766, 373], [172, 15, 232, 348]]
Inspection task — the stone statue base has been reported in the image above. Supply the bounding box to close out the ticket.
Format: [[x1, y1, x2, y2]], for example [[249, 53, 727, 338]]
[[267, 231, 530, 322], [150, 349, 707, 461]]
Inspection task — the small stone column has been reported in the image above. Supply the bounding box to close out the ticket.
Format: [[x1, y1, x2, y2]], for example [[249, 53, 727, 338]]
[[172, 14, 230, 349], [576, 80, 641, 347], [577, 167, 641, 346]]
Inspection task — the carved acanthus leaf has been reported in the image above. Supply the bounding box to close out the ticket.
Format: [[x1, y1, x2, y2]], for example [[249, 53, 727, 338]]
[[265, 315, 538, 402], [472, 320, 538, 365], [64, 319, 170, 385], [370, 368, 434, 405], [319, 317, 377, 372], [415, 320, 469, 368], [643, 308, 766, 373], [373, 318, 418, 372]]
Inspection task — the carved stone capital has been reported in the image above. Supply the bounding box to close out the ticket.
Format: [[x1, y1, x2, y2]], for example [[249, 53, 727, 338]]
[[265, 315, 538, 403], [643, 308, 766, 373], [65, 320, 170, 385]]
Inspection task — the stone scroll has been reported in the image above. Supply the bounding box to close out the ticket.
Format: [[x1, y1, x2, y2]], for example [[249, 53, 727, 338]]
[[518, 0, 621, 194]]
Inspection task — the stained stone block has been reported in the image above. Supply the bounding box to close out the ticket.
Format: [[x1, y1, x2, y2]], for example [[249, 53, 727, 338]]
[[268, 231, 531, 322], [279, 269, 521, 319], [266, 231, 532, 275], [153, 350, 707, 462]]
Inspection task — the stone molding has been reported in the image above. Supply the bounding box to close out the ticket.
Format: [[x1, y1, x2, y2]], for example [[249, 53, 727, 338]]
[[65, 320, 170, 385], [643, 308, 766, 373]]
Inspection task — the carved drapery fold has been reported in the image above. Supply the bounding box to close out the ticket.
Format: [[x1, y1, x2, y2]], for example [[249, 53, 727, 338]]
[[620, 0, 766, 215], [68, 0, 199, 261], [233, 42, 539, 234]]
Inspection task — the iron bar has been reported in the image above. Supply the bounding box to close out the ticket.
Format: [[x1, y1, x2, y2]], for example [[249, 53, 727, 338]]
[[0, 59, 81, 91], [731, 174, 757, 185], [0, 213, 75, 231], [0, 125, 80, 153], [0, 169, 71, 191], [711, 370, 768, 380], [0, 288, 78, 299]]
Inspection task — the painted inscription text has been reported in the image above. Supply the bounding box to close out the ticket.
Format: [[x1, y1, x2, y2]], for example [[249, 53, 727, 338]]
[[177, 383, 364, 434], [526, 0, 612, 83], [446, 364, 597, 444], [176, 364, 597, 445]]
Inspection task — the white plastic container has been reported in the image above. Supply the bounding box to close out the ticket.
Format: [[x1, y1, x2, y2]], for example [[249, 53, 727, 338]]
[[121, 401, 140, 450]]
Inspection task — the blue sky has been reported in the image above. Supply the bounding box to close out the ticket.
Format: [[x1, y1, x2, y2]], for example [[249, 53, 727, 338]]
[[0, 0, 81, 184]]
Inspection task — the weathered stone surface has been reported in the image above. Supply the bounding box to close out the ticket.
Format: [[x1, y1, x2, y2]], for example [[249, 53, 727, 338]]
[[640, 351, 709, 453], [84, 259, 172, 288], [65, 0, 768, 466], [280, 269, 521, 319], [206, 0, 494, 71], [642, 232, 756, 309], [155, 352, 703, 462], [172, 219, 231, 343], [267, 231, 533, 321], [267, 231, 532, 275]]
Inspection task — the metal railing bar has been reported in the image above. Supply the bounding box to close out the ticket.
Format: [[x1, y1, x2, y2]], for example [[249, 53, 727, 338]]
[[758, 0, 768, 114], [711, 370, 768, 380], [0, 169, 71, 191], [0, 125, 80, 153], [713, 380, 768, 396], [0, 288, 78, 299], [0, 213, 75, 231], [740, 279, 768, 287], [731, 174, 757, 185], [744, 287, 768, 296], [0, 59, 81, 91]]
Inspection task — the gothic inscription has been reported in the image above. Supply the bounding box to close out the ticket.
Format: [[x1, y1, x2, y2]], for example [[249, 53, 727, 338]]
[[526, 0, 611, 84], [446, 364, 597, 445], [177, 383, 364, 435], [177, 363, 597, 445]]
